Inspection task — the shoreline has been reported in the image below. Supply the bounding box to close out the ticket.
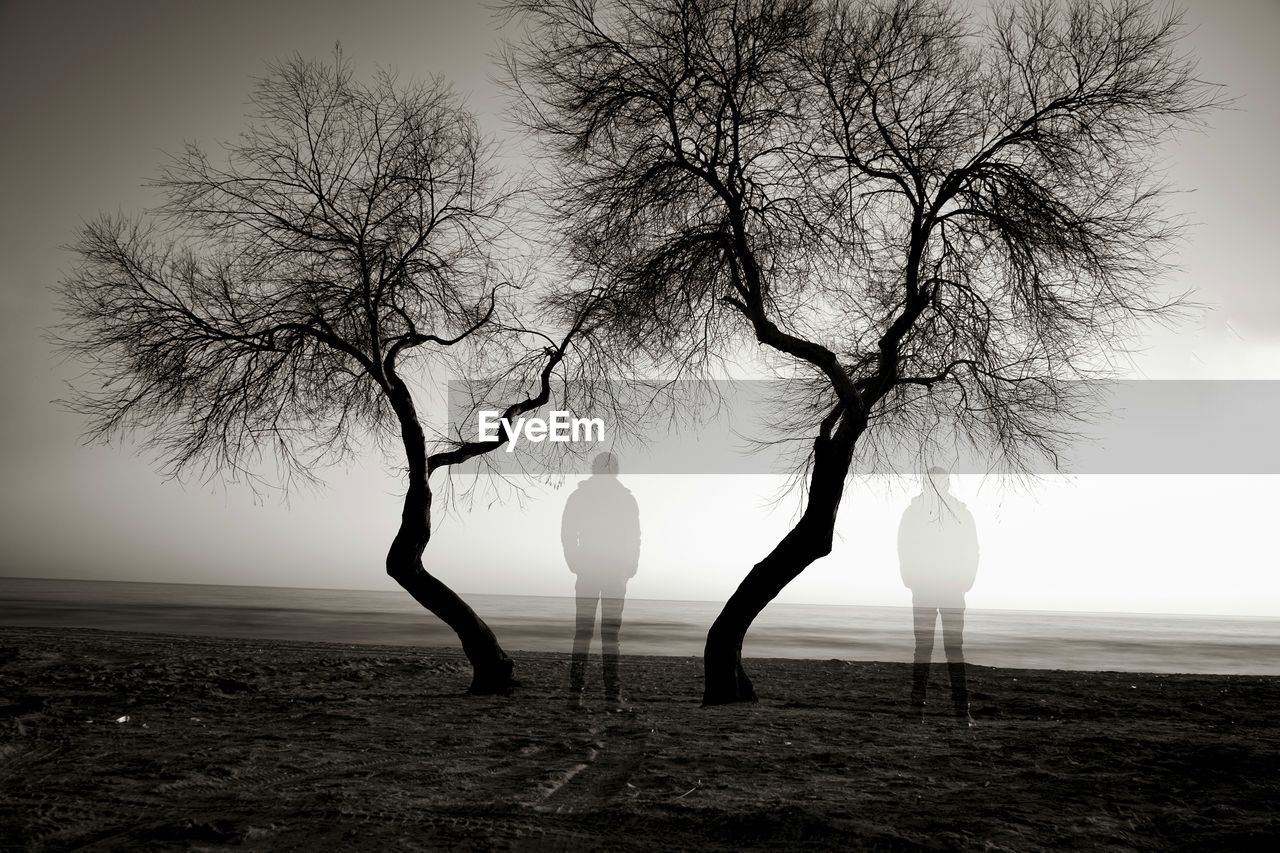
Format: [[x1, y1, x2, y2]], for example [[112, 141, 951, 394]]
[[2, 626, 1278, 850], [5, 576, 1277, 676], [6, 574, 1274, 621], [3, 623, 1276, 680]]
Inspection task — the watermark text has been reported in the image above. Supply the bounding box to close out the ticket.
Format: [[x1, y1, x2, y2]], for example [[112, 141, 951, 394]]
[[477, 410, 606, 451]]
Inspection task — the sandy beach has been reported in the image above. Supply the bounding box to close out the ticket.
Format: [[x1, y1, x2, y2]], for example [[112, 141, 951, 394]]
[[1, 626, 1277, 851]]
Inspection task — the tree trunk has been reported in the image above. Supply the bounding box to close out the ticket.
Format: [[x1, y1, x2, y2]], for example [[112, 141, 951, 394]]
[[385, 381, 516, 695], [703, 425, 859, 705]]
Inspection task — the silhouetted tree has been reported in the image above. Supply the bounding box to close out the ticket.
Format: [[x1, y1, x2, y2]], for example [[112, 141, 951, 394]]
[[56, 52, 596, 695], [507, 0, 1220, 703]]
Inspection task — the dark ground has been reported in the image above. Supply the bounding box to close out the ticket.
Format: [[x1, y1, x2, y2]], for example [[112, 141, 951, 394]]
[[1, 626, 1277, 851]]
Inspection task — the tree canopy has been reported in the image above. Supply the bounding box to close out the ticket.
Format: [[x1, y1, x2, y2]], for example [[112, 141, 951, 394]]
[[506, 0, 1220, 702], [57, 51, 598, 694]]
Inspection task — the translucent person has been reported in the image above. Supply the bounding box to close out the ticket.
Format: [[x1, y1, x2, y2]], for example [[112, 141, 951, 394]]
[[561, 451, 640, 708], [898, 467, 979, 726]]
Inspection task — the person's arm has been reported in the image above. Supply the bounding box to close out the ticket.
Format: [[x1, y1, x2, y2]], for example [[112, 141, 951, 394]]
[[958, 505, 979, 592], [561, 491, 580, 574], [625, 491, 641, 578], [897, 505, 916, 590]]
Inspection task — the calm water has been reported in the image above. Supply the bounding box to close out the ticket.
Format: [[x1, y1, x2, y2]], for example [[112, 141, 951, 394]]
[[1, 577, 1276, 675]]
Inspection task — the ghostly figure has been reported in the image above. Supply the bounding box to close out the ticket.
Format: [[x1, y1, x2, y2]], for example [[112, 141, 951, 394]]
[[898, 467, 979, 725], [561, 452, 640, 708]]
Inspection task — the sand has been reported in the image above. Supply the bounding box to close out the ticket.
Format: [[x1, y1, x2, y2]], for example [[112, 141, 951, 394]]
[[1, 626, 1277, 851]]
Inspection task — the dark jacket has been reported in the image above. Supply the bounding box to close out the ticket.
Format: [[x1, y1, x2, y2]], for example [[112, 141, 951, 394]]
[[897, 492, 979, 606], [561, 475, 641, 583]]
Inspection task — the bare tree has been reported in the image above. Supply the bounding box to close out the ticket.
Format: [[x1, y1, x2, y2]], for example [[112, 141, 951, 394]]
[[506, 0, 1220, 703], [56, 52, 596, 695]]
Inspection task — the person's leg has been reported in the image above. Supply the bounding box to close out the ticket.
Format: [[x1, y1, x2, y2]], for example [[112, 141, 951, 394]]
[[941, 605, 973, 725], [570, 584, 600, 700], [940, 605, 965, 665], [599, 583, 627, 703], [911, 604, 938, 710]]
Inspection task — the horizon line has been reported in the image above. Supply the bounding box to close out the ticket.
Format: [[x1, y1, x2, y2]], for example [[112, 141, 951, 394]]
[[0, 574, 1272, 622]]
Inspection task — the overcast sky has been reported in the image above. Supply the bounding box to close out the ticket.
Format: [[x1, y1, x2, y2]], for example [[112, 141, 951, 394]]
[[1, 0, 1278, 616]]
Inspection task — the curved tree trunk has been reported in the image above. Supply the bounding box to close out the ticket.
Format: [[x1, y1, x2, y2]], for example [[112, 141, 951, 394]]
[[385, 380, 515, 696], [703, 424, 859, 705]]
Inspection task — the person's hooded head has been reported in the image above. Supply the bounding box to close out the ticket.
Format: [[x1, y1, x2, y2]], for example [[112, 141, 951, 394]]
[[918, 466, 959, 523], [591, 451, 620, 477], [924, 466, 951, 496]]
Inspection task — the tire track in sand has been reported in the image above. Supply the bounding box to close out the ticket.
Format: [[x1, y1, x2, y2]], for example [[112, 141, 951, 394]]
[[527, 713, 651, 813]]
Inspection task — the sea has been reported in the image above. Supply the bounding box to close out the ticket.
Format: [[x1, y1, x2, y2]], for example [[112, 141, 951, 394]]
[[1, 577, 1276, 676]]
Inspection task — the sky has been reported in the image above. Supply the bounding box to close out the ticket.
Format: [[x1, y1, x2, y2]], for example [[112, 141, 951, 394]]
[[1, 0, 1278, 617]]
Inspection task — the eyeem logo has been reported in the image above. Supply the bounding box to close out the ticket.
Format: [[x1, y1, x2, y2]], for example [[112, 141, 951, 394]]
[[477, 411, 606, 451]]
